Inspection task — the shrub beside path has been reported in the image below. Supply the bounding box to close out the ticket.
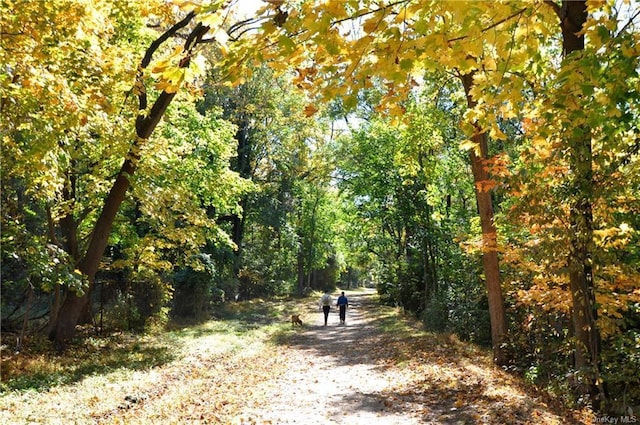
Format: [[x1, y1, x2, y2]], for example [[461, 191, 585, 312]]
[[1, 289, 591, 424]]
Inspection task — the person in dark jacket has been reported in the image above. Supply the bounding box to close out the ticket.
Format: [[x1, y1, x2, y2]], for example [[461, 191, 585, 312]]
[[337, 291, 349, 324]]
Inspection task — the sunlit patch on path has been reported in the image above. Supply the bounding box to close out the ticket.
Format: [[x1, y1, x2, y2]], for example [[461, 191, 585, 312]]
[[239, 289, 587, 424]]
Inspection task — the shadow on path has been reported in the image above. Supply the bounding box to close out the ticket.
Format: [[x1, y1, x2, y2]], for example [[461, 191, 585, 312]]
[[257, 290, 428, 424], [264, 289, 587, 425], [283, 290, 402, 367]]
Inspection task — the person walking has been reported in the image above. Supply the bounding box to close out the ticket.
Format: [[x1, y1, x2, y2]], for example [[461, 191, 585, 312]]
[[319, 290, 332, 326], [337, 291, 349, 324]]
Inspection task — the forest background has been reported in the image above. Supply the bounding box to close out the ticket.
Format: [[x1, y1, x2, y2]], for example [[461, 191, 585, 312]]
[[1, 0, 639, 415]]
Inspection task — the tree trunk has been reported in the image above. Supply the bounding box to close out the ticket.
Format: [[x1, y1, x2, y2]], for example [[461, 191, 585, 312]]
[[49, 95, 174, 347], [423, 234, 437, 305], [230, 121, 252, 276], [296, 238, 305, 295], [553, 0, 605, 409], [47, 15, 205, 348], [44, 206, 62, 337], [422, 204, 438, 303], [460, 73, 508, 366], [18, 279, 34, 351]]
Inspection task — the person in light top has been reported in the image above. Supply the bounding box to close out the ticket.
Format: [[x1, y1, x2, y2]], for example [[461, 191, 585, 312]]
[[319, 290, 332, 326]]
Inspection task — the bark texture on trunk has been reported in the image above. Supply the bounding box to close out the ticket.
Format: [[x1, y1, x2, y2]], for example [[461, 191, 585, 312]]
[[554, 0, 605, 409], [231, 122, 252, 276], [460, 73, 508, 366], [48, 14, 204, 348], [49, 96, 174, 347]]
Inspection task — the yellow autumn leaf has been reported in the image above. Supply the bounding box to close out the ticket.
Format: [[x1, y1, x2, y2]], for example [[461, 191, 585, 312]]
[[201, 11, 222, 29], [151, 58, 172, 74], [173, 0, 202, 13], [325, 1, 347, 18], [483, 56, 497, 71], [498, 102, 516, 119], [156, 67, 185, 93], [150, 46, 183, 75], [363, 16, 379, 34], [586, 0, 606, 12], [459, 139, 477, 151], [489, 123, 507, 140]]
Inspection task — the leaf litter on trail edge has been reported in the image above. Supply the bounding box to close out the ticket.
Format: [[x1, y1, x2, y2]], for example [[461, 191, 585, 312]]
[[2, 294, 592, 424]]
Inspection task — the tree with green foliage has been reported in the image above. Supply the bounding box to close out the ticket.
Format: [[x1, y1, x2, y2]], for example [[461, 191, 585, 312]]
[[3, 0, 639, 413], [1, 0, 245, 347], [2, 0, 164, 343]]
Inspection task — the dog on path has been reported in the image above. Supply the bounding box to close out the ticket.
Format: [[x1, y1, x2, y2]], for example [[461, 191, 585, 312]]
[[291, 314, 303, 326]]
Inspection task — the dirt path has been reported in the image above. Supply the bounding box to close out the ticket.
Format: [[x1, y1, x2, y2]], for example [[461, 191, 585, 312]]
[[242, 289, 425, 424], [2, 289, 590, 424], [237, 289, 587, 425]]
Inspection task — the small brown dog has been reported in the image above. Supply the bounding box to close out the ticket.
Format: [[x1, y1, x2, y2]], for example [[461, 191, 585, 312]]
[[291, 314, 303, 326]]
